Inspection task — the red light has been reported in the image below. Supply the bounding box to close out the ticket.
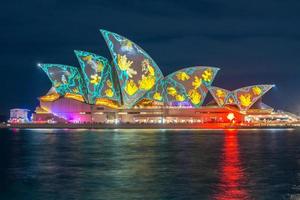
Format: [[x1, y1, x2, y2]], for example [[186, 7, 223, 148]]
[[214, 131, 249, 200], [224, 129, 238, 135]]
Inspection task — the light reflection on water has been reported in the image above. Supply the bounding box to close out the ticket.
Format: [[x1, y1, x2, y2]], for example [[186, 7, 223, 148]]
[[0, 128, 300, 199], [214, 129, 249, 200]]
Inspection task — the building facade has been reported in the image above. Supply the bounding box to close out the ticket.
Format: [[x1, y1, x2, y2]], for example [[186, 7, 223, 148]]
[[9, 109, 30, 123], [31, 29, 297, 125]]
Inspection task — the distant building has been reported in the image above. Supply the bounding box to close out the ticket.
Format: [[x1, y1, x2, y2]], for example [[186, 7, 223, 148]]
[[31, 29, 298, 125], [9, 109, 30, 123]]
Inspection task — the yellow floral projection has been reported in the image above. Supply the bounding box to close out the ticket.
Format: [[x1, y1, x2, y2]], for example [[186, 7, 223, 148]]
[[90, 74, 101, 85], [216, 89, 225, 98], [105, 89, 114, 97], [192, 76, 202, 89], [124, 40, 133, 48], [176, 72, 190, 81], [125, 80, 138, 96], [239, 94, 252, 107], [139, 75, 155, 90], [252, 86, 262, 96], [117, 54, 137, 78], [188, 89, 202, 105], [138, 59, 156, 90], [202, 68, 213, 82], [175, 94, 185, 102], [167, 87, 177, 96], [82, 55, 92, 61], [148, 65, 155, 76], [153, 92, 162, 101]]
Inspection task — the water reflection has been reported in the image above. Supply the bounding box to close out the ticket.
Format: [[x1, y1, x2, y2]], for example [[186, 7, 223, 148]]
[[214, 129, 249, 200], [1, 129, 300, 199]]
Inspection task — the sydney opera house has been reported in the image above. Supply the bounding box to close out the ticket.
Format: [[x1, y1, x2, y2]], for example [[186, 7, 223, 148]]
[[32, 30, 298, 125]]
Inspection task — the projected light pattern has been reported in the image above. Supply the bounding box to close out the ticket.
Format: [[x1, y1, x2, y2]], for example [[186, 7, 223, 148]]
[[209, 87, 231, 107], [38, 29, 275, 111], [143, 79, 165, 102], [234, 85, 274, 110], [41, 64, 88, 101], [101, 29, 164, 108], [225, 93, 239, 105], [75, 50, 121, 104], [209, 85, 274, 111], [164, 67, 219, 107]]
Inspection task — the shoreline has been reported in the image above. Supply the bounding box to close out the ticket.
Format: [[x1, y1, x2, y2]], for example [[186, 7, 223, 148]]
[[1, 123, 298, 130]]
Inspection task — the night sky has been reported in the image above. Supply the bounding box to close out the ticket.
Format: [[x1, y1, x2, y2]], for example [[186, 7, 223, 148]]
[[1, 0, 300, 116]]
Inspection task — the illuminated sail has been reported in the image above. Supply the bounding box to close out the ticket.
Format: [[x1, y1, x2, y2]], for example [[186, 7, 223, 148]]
[[209, 84, 274, 111], [100, 29, 164, 108], [209, 86, 231, 107], [75, 50, 121, 104], [164, 66, 219, 107], [234, 85, 274, 111], [40, 64, 88, 102]]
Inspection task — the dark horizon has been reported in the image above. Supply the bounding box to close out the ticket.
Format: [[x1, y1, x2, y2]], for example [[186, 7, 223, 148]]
[[1, 0, 300, 117]]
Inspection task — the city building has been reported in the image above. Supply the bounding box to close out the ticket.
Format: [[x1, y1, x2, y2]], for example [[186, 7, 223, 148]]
[[31, 30, 298, 125], [9, 109, 30, 123]]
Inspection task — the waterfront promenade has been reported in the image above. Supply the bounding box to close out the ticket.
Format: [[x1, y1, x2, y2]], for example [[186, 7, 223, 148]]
[[0, 122, 298, 129]]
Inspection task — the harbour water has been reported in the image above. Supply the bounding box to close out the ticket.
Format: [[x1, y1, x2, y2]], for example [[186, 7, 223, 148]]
[[0, 128, 300, 199]]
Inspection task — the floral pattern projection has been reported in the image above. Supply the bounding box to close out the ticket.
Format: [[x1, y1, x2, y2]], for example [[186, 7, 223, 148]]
[[164, 67, 219, 107], [209, 85, 274, 111], [209, 87, 231, 107], [39, 30, 275, 111], [41, 64, 88, 102], [225, 93, 239, 105], [100, 30, 164, 108], [234, 85, 274, 111], [142, 79, 165, 103], [74, 50, 121, 104]]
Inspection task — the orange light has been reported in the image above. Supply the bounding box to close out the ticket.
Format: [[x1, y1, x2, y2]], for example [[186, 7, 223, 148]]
[[135, 98, 154, 106], [40, 93, 60, 102], [95, 98, 119, 109], [35, 106, 50, 114], [65, 93, 85, 102]]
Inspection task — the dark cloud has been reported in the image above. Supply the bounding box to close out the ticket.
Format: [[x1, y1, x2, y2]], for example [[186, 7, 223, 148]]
[[0, 0, 300, 115]]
